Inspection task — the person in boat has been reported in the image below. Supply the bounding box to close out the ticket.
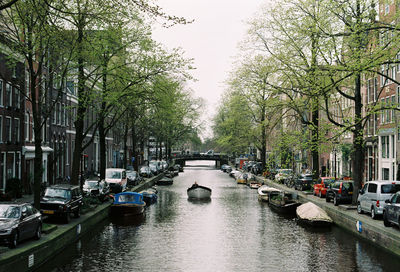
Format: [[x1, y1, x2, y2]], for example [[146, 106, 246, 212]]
[[192, 181, 199, 188]]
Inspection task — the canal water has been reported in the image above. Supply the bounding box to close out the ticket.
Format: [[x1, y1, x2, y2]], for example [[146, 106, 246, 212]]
[[40, 161, 400, 272]]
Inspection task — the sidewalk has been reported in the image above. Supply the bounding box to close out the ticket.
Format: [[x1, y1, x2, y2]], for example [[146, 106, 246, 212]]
[[256, 175, 400, 257]]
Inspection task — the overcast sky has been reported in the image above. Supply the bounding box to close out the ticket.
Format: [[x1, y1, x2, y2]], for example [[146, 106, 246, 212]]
[[152, 0, 266, 139]]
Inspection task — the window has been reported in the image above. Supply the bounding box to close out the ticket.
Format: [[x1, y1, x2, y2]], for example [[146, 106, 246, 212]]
[[31, 117, 34, 142], [0, 79, 3, 106], [368, 183, 377, 193], [386, 97, 390, 123], [5, 117, 11, 142], [382, 135, 390, 159], [392, 95, 396, 123], [14, 118, 19, 143], [6, 83, 12, 107], [25, 70, 30, 98], [25, 113, 29, 141], [62, 104, 65, 126], [66, 80, 75, 95], [391, 65, 396, 82], [385, 3, 390, 15], [52, 101, 56, 124], [15, 88, 20, 109], [381, 98, 385, 124], [57, 102, 61, 125], [383, 168, 390, 180], [392, 135, 395, 158], [0, 116, 2, 143]]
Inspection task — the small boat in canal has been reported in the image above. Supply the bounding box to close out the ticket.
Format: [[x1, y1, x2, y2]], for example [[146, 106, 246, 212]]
[[268, 190, 300, 214], [296, 202, 333, 227], [110, 192, 146, 217], [249, 181, 262, 189], [157, 177, 173, 185], [257, 185, 281, 202], [187, 182, 212, 199], [139, 187, 158, 205]]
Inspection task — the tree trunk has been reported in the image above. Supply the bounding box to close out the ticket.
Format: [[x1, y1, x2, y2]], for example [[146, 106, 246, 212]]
[[352, 72, 364, 204], [99, 118, 106, 179], [123, 121, 128, 169], [71, 24, 86, 189]]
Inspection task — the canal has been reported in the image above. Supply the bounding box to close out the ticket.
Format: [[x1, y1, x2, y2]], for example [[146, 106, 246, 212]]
[[39, 161, 400, 272]]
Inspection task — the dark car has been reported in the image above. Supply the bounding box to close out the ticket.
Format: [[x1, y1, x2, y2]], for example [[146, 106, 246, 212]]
[[383, 191, 400, 228], [126, 171, 143, 186], [294, 174, 313, 191], [0, 203, 42, 248], [326, 180, 354, 206], [83, 179, 110, 201], [40, 184, 83, 223], [251, 162, 263, 175]]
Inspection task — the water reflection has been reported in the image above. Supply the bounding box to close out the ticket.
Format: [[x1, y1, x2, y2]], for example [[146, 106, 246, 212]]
[[38, 161, 400, 272], [110, 213, 145, 227]]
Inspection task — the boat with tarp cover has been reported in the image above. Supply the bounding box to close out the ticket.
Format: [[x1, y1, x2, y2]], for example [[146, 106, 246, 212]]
[[296, 202, 333, 227], [111, 192, 146, 217]]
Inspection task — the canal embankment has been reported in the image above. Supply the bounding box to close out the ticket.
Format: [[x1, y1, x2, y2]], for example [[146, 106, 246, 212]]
[[257, 176, 400, 257], [0, 174, 162, 272]]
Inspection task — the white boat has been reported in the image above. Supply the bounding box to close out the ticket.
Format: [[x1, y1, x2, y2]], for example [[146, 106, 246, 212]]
[[187, 183, 212, 199], [296, 202, 333, 227], [257, 185, 280, 202]]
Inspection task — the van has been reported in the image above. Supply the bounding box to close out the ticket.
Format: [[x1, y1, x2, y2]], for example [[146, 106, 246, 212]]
[[105, 168, 127, 193], [357, 180, 400, 219]]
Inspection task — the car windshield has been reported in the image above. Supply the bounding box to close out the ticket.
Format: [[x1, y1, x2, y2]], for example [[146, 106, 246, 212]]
[[323, 179, 334, 185], [381, 184, 400, 194], [106, 171, 121, 179], [45, 188, 71, 199], [342, 182, 353, 191], [85, 181, 98, 188], [127, 172, 137, 178], [0, 205, 20, 219]]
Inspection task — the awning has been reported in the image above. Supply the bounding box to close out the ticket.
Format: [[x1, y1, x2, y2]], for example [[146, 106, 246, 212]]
[[22, 146, 54, 159]]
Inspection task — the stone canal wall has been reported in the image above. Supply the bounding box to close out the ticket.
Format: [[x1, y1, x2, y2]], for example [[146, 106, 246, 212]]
[[0, 175, 162, 272], [259, 177, 400, 257]]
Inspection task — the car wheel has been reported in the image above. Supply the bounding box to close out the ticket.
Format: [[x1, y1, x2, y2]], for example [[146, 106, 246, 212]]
[[326, 196, 330, 202], [333, 196, 338, 206], [371, 207, 377, 220], [74, 207, 81, 218], [383, 212, 391, 227], [357, 202, 363, 214], [34, 224, 42, 240], [9, 231, 18, 248], [319, 191, 322, 198]]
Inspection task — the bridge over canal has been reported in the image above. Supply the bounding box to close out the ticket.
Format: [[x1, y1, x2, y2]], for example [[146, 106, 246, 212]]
[[173, 154, 229, 168]]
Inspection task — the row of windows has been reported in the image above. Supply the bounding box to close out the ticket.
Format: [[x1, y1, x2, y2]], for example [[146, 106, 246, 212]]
[[0, 80, 21, 109], [0, 116, 20, 144]]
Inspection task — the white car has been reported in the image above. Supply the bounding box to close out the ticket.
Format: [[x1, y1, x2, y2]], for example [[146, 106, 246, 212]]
[[105, 168, 127, 193], [357, 180, 400, 219], [275, 169, 293, 183]]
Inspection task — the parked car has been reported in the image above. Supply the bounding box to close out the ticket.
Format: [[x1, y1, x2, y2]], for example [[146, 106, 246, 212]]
[[275, 169, 293, 184], [250, 162, 263, 175], [0, 203, 42, 248], [326, 180, 354, 206], [83, 178, 110, 201], [139, 166, 153, 178], [105, 168, 128, 193], [294, 174, 313, 191], [383, 191, 400, 227], [40, 184, 83, 223], [313, 177, 335, 198], [357, 181, 400, 219], [221, 164, 230, 172], [126, 171, 143, 186]]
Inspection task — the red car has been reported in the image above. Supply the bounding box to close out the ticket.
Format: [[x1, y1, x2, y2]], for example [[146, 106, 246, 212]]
[[313, 177, 335, 198]]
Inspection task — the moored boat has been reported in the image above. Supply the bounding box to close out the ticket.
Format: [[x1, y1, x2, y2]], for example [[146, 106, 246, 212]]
[[249, 181, 262, 189], [268, 190, 300, 214], [139, 187, 158, 205], [257, 185, 281, 202], [111, 192, 146, 217], [157, 177, 173, 185], [187, 183, 212, 199], [296, 202, 333, 227]]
